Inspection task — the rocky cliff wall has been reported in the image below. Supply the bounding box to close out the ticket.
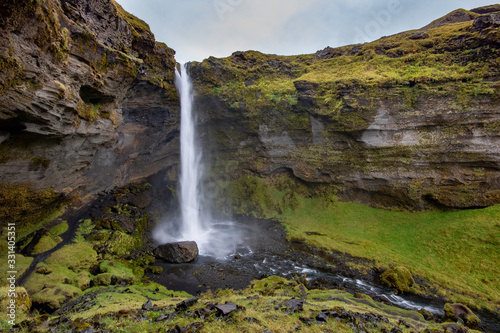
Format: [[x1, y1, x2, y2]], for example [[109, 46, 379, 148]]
[[0, 0, 180, 202], [190, 8, 500, 210]]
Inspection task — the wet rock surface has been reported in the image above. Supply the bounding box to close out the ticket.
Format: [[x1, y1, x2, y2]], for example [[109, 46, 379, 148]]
[[154, 241, 199, 263]]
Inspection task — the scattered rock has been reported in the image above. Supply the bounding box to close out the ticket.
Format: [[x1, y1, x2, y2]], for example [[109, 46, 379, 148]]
[[409, 31, 429, 40], [444, 303, 481, 329], [156, 313, 175, 322], [176, 297, 199, 311], [244, 317, 261, 324], [154, 241, 199, 263], [316, 312, 329, 322], [380, 266, 415, 293], [215, 302, 237, 316], [142, 299, 153, 310], [167, 322, 204, 333], [282, 298, 304, 313]]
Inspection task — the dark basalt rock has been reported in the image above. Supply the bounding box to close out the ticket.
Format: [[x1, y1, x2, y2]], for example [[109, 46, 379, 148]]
[[472, 13, 500, 31], [282, 298, 304, 313], [175, 297, 199, 311], [0, 0, 179, 202], [471, 4, 500, 14], [154, 241, 199, 263], [215, 303, 237, 316], [444, 303, 481, 330]]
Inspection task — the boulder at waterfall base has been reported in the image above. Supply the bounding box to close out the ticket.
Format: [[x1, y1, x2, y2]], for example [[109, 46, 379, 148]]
[[154, 241, 199, 263]]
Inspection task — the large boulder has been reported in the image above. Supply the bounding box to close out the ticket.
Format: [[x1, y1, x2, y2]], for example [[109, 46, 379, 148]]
[[380, 266, 415, 293], [154, 241, 199, 263], [444, 303, 481, 329]]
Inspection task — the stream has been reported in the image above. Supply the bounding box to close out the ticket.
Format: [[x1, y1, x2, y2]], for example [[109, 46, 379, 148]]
[[149, 216, 500, 332]]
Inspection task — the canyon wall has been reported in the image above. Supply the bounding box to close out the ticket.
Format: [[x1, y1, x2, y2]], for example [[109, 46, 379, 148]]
[[190, 7, 500, 209], [0, 0, 179, 202]]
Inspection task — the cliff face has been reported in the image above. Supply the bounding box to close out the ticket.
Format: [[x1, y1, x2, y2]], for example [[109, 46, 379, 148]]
[[0, 0, 179, 201], [190, 8, 500, 210]]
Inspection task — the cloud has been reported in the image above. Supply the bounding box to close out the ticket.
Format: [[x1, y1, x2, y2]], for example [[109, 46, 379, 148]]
[[116, 0, 497, 63]]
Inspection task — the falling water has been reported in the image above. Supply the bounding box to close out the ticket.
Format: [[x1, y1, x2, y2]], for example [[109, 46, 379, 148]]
[[154, 64, 244, 258], [175, 64, 204, 242]]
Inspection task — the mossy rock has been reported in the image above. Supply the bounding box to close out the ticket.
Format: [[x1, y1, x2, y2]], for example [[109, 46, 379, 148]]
[[32, 234, 62, 255], [49, 222, 68, 236], [91, 273, 113, 287], [380, 266, 415, 293], [0, 286, 31, 322], [31, 284, 82, 312], [444, 303, 481, 329], [72, 271, 91, 291], [46, 242, 98, 272], [249, 276, 299, 297], [94, 261, 135, 285], [145, 265, 163, 274]]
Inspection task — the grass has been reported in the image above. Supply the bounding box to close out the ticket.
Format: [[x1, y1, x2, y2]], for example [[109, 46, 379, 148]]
[[17, 275, 467, 333], [214, 173, 499, 311], [280, 197, 500, 310]]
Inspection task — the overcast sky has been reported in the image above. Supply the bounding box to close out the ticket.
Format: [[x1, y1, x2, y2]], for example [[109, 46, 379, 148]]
[[116, 0, 495, 63]]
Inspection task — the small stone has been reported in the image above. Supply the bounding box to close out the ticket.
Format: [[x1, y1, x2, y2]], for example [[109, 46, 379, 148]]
[[283, 298, 303, 313], [155, 313, 174, 322], [215, 303, 237, 316], [176, 297, 199, 311], [142, 299, 152, 310], [316, 312, 329, 322]]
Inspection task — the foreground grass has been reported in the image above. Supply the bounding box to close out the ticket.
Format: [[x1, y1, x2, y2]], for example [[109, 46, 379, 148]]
[[280, 198, 500, 311], [5, 276, 470, 333]]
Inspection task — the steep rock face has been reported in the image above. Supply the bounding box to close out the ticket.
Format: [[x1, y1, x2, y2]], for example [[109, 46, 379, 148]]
[[190, 8, 500, 209], [0, 0, 179, 199]]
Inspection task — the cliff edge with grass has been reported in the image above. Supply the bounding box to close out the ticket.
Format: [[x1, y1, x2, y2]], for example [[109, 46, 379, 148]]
[[190, 5, 500, 211]]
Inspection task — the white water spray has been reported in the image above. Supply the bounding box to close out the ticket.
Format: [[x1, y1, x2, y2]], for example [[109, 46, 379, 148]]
[[175, 64, 205, 243]]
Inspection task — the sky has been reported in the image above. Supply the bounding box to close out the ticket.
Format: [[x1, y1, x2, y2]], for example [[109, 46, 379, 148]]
[[116, 0, 496, 64]]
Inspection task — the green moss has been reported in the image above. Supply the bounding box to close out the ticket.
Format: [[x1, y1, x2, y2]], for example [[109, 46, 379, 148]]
[[72, 271, 91, 291], [31, 233, 62, 255], [49, 222, 68, 236], [111, 0, 151, 36], [380, 266, 415, 294], [99, 260, 135, 283], [45, 242, 98, 272], [76, 100, 102, 122], [0, 286, 31, 324], [31, 283, 82, 311], [0, 182, 62, 236]]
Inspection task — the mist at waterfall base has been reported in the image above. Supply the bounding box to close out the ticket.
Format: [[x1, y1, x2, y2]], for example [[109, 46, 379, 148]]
[[153, 64, 245, 259]]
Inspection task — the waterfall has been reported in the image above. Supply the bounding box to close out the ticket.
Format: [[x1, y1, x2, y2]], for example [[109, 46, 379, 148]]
[[175, 64, 205, 243], [154, 63, 243, 258]]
